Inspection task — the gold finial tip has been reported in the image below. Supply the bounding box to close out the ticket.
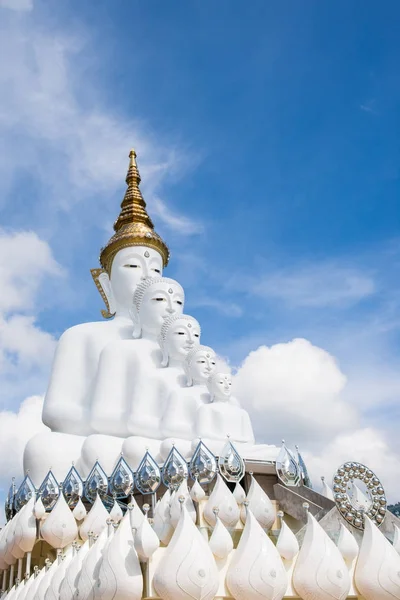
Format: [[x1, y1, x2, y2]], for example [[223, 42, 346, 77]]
[[129, 148, 136, 156]]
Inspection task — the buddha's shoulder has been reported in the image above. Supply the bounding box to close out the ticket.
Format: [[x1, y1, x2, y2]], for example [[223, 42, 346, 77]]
[[58, 320, 120, 343]]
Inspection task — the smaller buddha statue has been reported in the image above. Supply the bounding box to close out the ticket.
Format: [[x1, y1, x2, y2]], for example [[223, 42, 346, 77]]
[[124, 314, 201, 466], [194, 372, 255, 456], [159, 346, 217, 453]]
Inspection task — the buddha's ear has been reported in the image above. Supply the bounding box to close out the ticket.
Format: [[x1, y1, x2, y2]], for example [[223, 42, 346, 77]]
[[158, 335, 169, 368], [91, 269, 116, 319], [183, 362, 193, 387], [130, 305, 141, 339]]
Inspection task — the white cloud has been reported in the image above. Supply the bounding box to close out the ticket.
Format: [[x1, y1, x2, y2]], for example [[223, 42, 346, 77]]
[[234, 338, 356, 443], [304, 427, 400, 502], [250, 262, 375, 308], [0, 0, 32, 11], [0, 12, 198, 235], [0, 396, 48, 501]]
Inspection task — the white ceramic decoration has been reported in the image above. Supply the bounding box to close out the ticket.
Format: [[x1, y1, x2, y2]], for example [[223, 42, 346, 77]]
[[12, 496, 36, 554], [59, 542, 90, 600], [169, 480, 196, 528], [355, 515, 400, 599], [75, 527, 108, 600], [233, 482, 246, 505], [36, 559, 58, 600], [128, 495, 145, 531], [96, 510, 143, 600], [293, 511, 350, 600], [276, 516, 299, 561], [337, 523, 358, 564], [40, 494, 78, 549], [109, 500, 123, 523], [394, 524, 400, 555], [153, 503, 219, 600], [203, 474, 240, 528], [79, 494, 109, 542], [226, 509, 287, 600], [26, 566, 47, 600], [45, 547, 74, 600], [190, 479, 206, 503], [72, 498, 87, 521], [241, 474, 275, 530], [9, 512, 25, 561], [33, 497, 46, 520], [153, 489, 174, 545], [321, 476, 335, 501], [134, 513, 160, 560], [209, 515, 233, 560]]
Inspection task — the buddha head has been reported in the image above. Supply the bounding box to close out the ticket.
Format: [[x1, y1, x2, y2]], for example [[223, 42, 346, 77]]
[[131, 277, 185, 339], [207, 372, 232, 403], [91, 150, 170, 318], [184, 345, 217, 386], [159, 314, 201, 367]]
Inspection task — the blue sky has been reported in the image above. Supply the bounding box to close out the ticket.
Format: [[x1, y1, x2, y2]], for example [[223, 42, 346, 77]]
[[0, 0, 400, 501]]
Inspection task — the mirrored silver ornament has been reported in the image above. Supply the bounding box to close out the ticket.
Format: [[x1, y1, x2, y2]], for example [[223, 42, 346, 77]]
[[296, 445, 312, 488], [38, 470, 60, 511], [109, 456, 134, 498], [84, 461, 108, 503], [5, 478, 16, 521], [63, 465, 84, 507], [276, 441, 301, 487], [162, 446, 188, 489], [218, 439, 245, 483], [135, 451, 161, 494], [332, 461, 386, 530], [189, 441, 217, 484], [14, 475, 36, 512]]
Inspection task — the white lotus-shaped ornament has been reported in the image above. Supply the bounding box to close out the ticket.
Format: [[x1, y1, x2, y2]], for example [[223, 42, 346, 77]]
[[226, 508, 287, 600], [153, 489, 174, 545], [9, 511, 25, 560], [170, 479, 196, 528], [293, 511, 350, 600], [355, 515, 400, 599], [203, 474, 240, 528], [96, 510, 143, 600], [276, 517, 299, 561], [241, 474, 275, 530], [109, 500, 123, 523], [76, 527, 108, 600], [72, 498, 87, 521], [40, 494, 78, 549], [59, 542, 90, 600], [190, 479, 206, 503], [36, 559, 58, 600], [134, 513, 159, 560], [337, 523, 358, 564], [80, 494, 109, 542], [233, 482, 246, 505], [209, 514, 233, 560], [34, 497, 46, 520], [45, 546, 74, 600], [13, 495, 36, 554], [153, 503, 219, 600], [128, 495, 145, 530]]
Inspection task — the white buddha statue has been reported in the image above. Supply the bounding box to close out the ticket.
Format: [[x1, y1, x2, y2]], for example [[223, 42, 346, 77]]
[[160, 345, 216, 445], [194, 372, 255, 455], [124, 314, 201, 466], [23, 150, 171, 485]]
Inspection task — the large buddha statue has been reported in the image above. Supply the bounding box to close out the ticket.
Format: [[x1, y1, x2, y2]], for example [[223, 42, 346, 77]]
[[23, 150, 171, 485]]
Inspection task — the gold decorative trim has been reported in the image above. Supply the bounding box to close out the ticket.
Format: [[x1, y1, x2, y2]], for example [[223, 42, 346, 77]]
[[90, 268, 115, 319]]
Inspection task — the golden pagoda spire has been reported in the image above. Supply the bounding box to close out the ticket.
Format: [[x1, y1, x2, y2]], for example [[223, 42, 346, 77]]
[[99, 149, 170, 274]]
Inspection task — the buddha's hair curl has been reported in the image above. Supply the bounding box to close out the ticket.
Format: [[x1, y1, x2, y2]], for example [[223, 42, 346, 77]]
[[133, 277, 184, 312], [159, 314, 201, 343], [184, 345, 216, 368]]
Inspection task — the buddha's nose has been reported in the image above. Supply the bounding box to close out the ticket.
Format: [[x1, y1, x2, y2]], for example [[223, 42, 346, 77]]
[[166, 307, 175, 314]]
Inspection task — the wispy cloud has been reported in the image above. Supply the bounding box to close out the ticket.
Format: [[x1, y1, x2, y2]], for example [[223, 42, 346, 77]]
[[153, 197, 203, 235], [0, 0, 32, 11], [190, 295, 243, 317]]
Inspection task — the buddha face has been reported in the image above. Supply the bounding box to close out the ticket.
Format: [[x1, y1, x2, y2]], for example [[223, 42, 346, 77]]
[[188, 348, 217, 384], [164, 317, 201, 363], [207, 373, 232, 402], [139, 280, 184, 338], [109, 247, 163, 313]]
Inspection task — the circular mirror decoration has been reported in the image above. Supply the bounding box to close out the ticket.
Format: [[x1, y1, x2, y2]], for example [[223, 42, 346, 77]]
[[332, 461, 387, 530]]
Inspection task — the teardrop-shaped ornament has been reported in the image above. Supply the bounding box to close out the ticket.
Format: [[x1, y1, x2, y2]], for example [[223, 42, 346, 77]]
[[135, 451, 161, 494], [34, 496, 46, 519], [37, 470, 60, 511], [109, 456, 134, 498], [190, 479, 206, 502], [189, 441, 217, 484], [296, 445, 312, 488], [5, 479, 16, 521], [162, 446, 188, 490], [62, 466, 84, 508], [276, 441, 301, 486], [72, 498, 87, 521], [218, 439, 245, 483], [14, 475, 36, 512], [233, 482, 246, 505], [84, 461, 108, 503]]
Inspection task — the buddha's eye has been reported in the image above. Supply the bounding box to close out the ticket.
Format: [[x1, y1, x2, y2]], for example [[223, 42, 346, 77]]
[[176, 300, 183, 305], [125, 264, 139, 268], [154, 297, 166, 302], [153, 268, 161, 274], [197, 360, 206, 364], [211, 361, 216, 366], [194, 333, 200, 338], [175, 331, 185, 335], [229, 382, 232, 386]]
